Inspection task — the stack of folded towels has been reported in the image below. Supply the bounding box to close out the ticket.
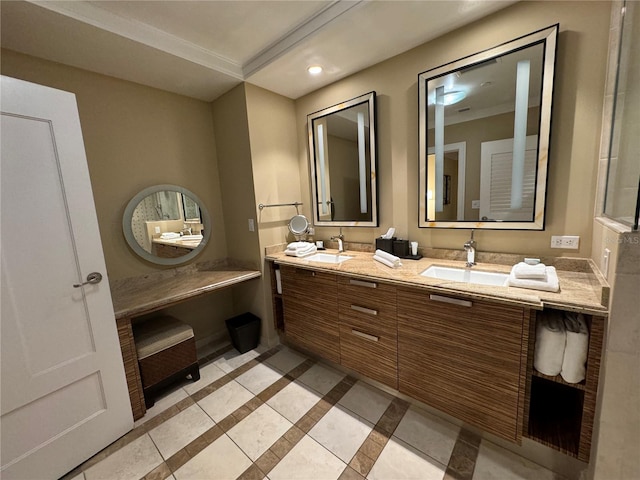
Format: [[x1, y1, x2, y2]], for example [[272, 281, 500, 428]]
[[506, 261, 559, 292], [284, 241, 317, 257], [534, 310, 589, 383], [373, 249, 402, 268]]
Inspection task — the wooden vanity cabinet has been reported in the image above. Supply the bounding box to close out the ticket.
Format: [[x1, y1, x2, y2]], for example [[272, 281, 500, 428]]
[[338, 277, 398, 389], [397, 287, 527, 442], [280, 265, 340, 363]]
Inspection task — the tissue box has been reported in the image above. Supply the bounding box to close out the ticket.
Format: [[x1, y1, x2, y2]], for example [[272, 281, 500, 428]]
[[393, 240, 409, 257], [375, 237, 396, 254]]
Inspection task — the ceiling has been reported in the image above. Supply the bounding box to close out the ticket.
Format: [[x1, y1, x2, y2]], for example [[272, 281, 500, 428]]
[[1, 0, 517, 101]]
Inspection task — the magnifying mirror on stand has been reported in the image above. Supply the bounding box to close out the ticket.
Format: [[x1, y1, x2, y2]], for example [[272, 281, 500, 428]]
[[288, 214, 309, 241]]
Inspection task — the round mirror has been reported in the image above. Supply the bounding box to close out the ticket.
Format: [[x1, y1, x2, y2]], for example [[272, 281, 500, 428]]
[[288, 214, 309, 239], [123, 185, 211, 265]]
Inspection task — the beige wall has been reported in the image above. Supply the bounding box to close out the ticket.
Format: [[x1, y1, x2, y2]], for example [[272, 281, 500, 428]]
[[244, 83, 301, 346], [295, 1, 610, 257], [210, 83, 300, 347], [1, 49, 228, 280], [1, 49, 234, 343]]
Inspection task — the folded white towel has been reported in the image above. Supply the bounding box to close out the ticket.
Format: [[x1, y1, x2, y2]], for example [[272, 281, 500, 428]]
[[513, 262, 547, 279], [373, 254, 402, 268], [506, 266, 559, 292], [375, 249, 402, 266], [287, 241, 314, 250], [534, 310, 566, 376], [284, 244, 317, 257], [561, 313, 589, 384], [160, 232, 181, 239]]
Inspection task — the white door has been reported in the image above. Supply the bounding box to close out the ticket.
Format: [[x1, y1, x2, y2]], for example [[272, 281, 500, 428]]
[[479, 135, 538, 222], [1, 76, 133, 479]]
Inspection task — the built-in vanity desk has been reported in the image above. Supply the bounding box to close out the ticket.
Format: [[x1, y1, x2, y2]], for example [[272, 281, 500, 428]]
[[266, 249, 608, 462], [110, 260, 261, 420]]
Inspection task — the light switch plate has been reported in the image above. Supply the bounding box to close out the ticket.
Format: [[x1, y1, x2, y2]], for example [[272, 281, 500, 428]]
[[550, 235, 580, 249], [471, 200, 480, 209], [248, 219, 255, 232]]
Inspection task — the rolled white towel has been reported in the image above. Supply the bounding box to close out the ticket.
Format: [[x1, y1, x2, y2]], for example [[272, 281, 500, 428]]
[[561, 313, 589, 384], [534, 311, 566, 376], [506, 266, 559, 292], [373, 254, 401, 268], [513, 262, 547, 279], [375, 249, 402, 267]]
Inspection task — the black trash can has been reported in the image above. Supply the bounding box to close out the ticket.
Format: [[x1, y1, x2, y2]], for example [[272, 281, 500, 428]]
[[225, 313, 261, 354]]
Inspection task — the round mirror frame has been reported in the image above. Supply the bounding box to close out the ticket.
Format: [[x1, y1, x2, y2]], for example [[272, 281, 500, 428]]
[[288, 214, 310, 235], [122, 184, 212, 266]]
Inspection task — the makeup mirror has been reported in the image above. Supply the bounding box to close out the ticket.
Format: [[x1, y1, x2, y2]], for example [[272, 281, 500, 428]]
[[123, 184, 211, 265], [418, 25, 558, 229], [288, 214, 309, 240]]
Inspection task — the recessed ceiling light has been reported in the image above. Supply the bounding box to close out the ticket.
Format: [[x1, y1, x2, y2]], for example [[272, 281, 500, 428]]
[[307, 65, 323, 75]]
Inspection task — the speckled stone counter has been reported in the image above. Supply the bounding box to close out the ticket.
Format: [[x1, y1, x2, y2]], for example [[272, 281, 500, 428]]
[[266, 249, 609, 316], [110, 259, 261, 319]]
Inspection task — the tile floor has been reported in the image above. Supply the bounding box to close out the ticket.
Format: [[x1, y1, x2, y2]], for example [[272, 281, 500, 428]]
[[63, 345, 565, 480]]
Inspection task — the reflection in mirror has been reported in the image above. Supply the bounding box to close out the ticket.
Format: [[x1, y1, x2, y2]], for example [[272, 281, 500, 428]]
[[308, 92, 378, 227], [419, 25, 558, 229], [123, 185, 211, 266]]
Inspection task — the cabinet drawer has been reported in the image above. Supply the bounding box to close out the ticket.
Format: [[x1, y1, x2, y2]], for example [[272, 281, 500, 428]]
[[281, 265, 337, 291], [339, 324, 397, 389], [338, 276, 397, 329]]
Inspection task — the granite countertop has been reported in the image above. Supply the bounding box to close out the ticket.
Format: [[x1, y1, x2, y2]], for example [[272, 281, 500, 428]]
[[266, 249, 609, 316], [110, 260, 261, 319], [151, 237, 201, 250]]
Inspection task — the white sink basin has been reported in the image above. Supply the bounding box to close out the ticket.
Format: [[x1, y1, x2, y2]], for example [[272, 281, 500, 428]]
[[420, 265, 509, 286], [305, 253, 353, 264]]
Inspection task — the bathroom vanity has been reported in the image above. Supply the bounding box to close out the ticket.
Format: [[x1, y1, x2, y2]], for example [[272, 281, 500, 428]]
[[267, 249, 607, 462], [109, 260, 261, 420]]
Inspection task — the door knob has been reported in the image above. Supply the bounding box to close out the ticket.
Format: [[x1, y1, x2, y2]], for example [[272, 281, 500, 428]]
[[73, 272, 103, 288]]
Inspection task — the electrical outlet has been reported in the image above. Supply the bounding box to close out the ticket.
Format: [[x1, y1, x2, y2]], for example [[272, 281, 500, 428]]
[[472, 200, 480, 209], [550, 235, 580, 249], [248, 219, 255, 232], [154, 226, 161, 234]]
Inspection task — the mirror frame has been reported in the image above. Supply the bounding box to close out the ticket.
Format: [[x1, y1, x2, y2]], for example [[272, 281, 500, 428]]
[[418, 25, 558, 230], [308, 91, 378, 227], [123, 184, 211, 266]]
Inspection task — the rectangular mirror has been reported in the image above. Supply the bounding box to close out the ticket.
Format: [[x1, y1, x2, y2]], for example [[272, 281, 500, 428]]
[[308, 91, 378, 227], [419, 25, 558, 229]]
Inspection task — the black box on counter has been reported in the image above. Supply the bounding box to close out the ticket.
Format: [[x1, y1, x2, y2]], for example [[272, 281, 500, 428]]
[[375, 237, 396, 254], [393, 239, 409, 257]]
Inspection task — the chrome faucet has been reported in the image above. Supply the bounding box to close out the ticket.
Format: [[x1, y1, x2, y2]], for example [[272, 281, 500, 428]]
[[331, 228, 345, 253], [464, 229, 476, 267]]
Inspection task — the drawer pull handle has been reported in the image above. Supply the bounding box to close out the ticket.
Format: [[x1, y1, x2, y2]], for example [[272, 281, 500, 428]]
[[351, 305, 378, 316], [349, 279, 377, 288], [295, 269, 315, 277], [429, 294, 472, 308], [351, 329, 379, 342]]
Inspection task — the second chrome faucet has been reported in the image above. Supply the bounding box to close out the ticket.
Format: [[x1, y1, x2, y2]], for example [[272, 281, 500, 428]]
[[464, 229, 476, 267], [331, 228, 345, 253]]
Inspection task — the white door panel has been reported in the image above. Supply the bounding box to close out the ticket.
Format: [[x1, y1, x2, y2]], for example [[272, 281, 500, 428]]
[[1, 76, 133, 480], [479, 136, 538, 222]]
